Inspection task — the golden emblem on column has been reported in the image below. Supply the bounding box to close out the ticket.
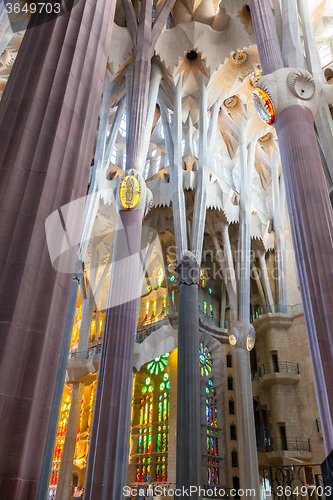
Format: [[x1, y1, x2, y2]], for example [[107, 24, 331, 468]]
[[119, 175, 141, 209]]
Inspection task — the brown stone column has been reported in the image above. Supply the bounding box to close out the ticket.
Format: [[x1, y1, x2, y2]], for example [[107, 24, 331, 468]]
[[0, 0, 116, 497], [276, 106, 333, 454], [250, 0, 333, 458], [84, 210, 143, 500], [249, 0, 284, 75]]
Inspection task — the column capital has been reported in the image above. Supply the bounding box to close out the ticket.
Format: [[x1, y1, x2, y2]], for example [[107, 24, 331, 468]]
[[177, 251, 199, 285], [253, 68, 320, 125], [228, 321, 256, 352]]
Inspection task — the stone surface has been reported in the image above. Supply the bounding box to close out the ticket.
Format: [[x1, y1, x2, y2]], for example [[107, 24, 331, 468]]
[[0, 0, 116, 494]]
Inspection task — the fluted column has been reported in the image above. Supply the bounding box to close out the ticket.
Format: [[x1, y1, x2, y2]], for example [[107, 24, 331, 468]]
[[250, 0, 333, 455], [176, 252, 202, 500], [84, 210, 143, 500], [55, 382, 85, 500], [249, 0, 284, 75], [37, 270, 82, 500], [275, 106, 333, 454], [0, 0, 116, 496]]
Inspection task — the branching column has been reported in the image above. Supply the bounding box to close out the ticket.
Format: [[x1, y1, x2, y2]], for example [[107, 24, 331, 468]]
[[250, 0, 333, 455], [84, 2, 175, 498], [232, 121, 260, 499], [0, 0, 116, 496]]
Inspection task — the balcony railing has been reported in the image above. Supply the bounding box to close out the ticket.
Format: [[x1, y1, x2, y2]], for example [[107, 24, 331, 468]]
[[271, 437, 311, 453], [251, 303, 303, 323], [259, 361, 299, 377]]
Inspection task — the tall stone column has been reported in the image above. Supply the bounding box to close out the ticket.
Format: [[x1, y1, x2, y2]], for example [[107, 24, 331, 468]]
[[55, 382, 85, 500], [37, 270, 83, 500], [250, 0, 333, 455], [0, 0, 116, 496], [176, 252, 202, 500], [84, 207, 144, 500], [297, 0, 333, 188]]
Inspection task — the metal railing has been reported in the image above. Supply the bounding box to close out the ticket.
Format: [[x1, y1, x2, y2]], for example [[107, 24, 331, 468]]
[[251, 303, 303, 323], [259, 361, 299, 377], [271, 437, 310, 452], [136, 317, 171, 343], [69, 338, 103, 360], [266, 464, 326, 500], [316, 419, 322, 433]]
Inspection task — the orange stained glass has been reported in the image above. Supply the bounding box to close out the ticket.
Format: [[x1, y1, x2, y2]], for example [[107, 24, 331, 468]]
[[90, 320, 96, 341]]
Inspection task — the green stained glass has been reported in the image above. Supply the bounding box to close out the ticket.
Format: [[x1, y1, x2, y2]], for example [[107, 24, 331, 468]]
[[166, 381, 170, 389], [142, 386, 147, 394], [163, 373, 169, 381], [148, 385, 153, 393], [138, 435, 143, 454], [145, 377, 151, 385], [147, 353, 170, 375], [163, 397, 168, 421], [199, 342, 212, 377], [157, 433, 161, 452], [159, 383, 165, 391], [158, 401, 162, 422]]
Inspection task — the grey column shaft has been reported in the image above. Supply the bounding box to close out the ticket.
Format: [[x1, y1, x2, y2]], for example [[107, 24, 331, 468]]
[[84, 210, 143, 500], [55, 382, 85, 500], [37, 272, 82, 500], [176, 283, 202, 499]]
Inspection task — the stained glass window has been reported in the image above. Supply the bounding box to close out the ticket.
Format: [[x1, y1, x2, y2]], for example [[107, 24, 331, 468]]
[[147, 354, 169, 375], [200, 270, 205, 289], [132, 356, 170, 483], [152, 300, 156, 317], [145, 302, 150, 320], [162, 296, 167, 313], [50, 385, 72, 485], [204, 301, 207, 316], [172, 291, 175, 304], [199, 343, 212, 376], [210, 304, 213, 319], [206, 379, 219, 486], [156, 267, 164, 288], [90, 320, 96, 342]]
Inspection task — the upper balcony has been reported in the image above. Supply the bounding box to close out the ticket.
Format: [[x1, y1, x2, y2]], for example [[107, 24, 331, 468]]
[[259, 361, 300, 389]]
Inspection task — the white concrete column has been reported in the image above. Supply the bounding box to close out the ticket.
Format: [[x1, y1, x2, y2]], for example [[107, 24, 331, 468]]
[[257, 250, 274, 306], [55, 382, 85, 500], [280, 0, 305, 68], [251, 262, 266, 306], [159, 79, 188, 264]]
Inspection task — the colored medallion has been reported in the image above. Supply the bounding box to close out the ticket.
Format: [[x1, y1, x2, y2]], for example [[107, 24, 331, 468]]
[[119, 175, 141, 209], [252, 88, 275, 125], [224, 95, 238, 108], [232, 50, 247, 64]]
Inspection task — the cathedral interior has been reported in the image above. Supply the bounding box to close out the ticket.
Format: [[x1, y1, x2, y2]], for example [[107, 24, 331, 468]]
[[1, 0, 333, 499]]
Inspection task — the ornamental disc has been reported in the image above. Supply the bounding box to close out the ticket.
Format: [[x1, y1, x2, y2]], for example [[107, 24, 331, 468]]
[[232, 49, 247, 64], [259, 132, 272, 142], [252, 88, 275, 125], [224, 95, 238, 108], [119, 175, 141, 209], [250, 71, 263, 87]]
